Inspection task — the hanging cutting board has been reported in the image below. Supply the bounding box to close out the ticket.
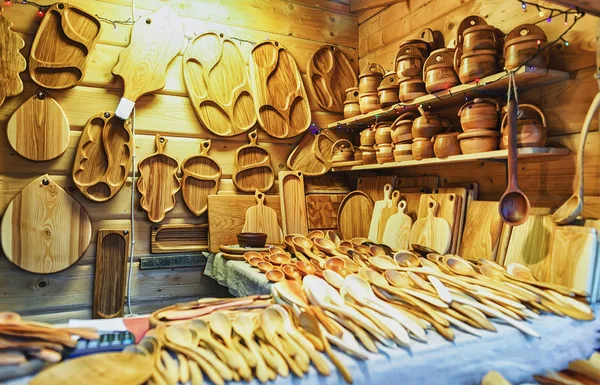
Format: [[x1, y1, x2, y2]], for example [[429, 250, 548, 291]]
[[93, 229, 130, 319], [112, 5, 184, 119], [279, 171, 308, 236], [242, 191, 283, 245], [183, 31, 256, 137], [382, 200, 413, 250], [338, 191, 374, 240], [181, 140, 222, 216], [72, 111, 133, 202], [368, 184, 393, 242], [306, 194, 346, 230], [0, 14, 26, 107], [137, 135, 181, 223], [377, 190, 400, 243], [287, 131, 332, 176], [397, 191, 424, 222], [250, 40, 311, 139], [433, 187, 468, 253], [417, 193, 459, 252], [151, 224, 209, 253], [503, 215, 554, 267], [7, 91, 69, 162], [357, 176, 397, 202], [459, 201, 504, 261], [29, 3, 101, 89], [307, 46, 357, 113], [409, 196, 452, 254], [232, 129, 274, 193], [1, 175, 92, 274]]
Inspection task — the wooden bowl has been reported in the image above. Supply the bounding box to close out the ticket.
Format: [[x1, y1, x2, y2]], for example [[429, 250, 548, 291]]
[[457, 129, 499, 154], [324, 257, 346, 271], [412, 138, 434, 160], [244, 251, 263, 262], [265, 268, 284, 282], [343, 101, 361, 119], [295, 260, 316, 276], [257, 261, 274, 273], [237, 233, 267, 248], [458, 98, 500, 131], [266, 253, 291, 265], [248, 256, 264, 267], [399, 78, 427, 102], [359, 92, 379, 114], [458, 49, 498, 84], [432, 132, 461, 158], [282, 264, 302, 281]]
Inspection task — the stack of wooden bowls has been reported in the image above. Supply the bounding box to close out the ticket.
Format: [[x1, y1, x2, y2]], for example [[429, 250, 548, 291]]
[[457, 97, 501, 154], [374, 121, 394, 164], [378, 72, 400, 107], [358, 63, 385, 114], [343, 87, 360, 119], [359, 124, 377, 164], [423, 48, 460, 93], [454, 16, 499, 84], [504, 24, 549, 71], [390, 112, 416, 161], [394, 38, 431, 102], [411, 107, 444, 160]]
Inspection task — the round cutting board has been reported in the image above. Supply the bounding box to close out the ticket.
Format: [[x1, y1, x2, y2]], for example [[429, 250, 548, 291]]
[[337, 191, 374, 240], [1, 175, 92, 274]]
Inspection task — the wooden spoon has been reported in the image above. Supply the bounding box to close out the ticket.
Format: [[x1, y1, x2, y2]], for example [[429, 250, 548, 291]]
[[326, 230, 342, 248], [284, 235, 309, 262], [188, 320, 241, 376], [292, 236, 325, 266], [323, 269, 346, 290], [188, 360, 204, 385], [261, 309, 304, 377], [314, 237, 345, 257], [233, 314, 270, 383], [209, 313, 252, 381]]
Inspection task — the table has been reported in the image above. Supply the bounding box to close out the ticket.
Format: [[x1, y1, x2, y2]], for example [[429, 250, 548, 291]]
[[204, 252, 272, 296]]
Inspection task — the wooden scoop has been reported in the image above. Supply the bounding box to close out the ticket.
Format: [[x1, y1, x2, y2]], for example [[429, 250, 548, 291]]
[[284, 235, 309, 262]]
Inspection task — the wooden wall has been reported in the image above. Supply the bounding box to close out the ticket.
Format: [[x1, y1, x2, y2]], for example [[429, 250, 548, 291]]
[[0, 0, 358, 321]]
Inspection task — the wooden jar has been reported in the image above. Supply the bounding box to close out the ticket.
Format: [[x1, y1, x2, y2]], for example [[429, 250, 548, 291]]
[[432, 131, 461, 158], [458, 98, 500, 131], [457, 129, 500, 154], [345, 87, 360, 102], [375, 143, 394, 164], [359, 63, 385, 94], [360, 146, 377, 164], [360, 125, 376, 146], [394, 44, 425, 78], [398, 29, 434, 57], [423, 48, 460, 93], [399, 78, 427, 102], [374, 122, 393, 145], [457, 16, 497, 53], [504, 24, 549, 71], [343, 86, 361, 118], [456, 49, 498, 84], [412, 138, 434, 160], [391, 112, 416, 144], [378, 72, 400, 107], [393, 143, 413, 162], [331, 139, 355, 163], [359, 92, 379, 114], [500, 104, 547, 148], [412, 107, 444, 138]]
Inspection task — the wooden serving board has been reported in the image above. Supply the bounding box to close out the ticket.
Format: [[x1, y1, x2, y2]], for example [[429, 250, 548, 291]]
[[585, 219, 600, 303], [337, 191, 374, 240], [183, 31, 257, 137], [409, 196, 452, 254], [137, 135, 181, 223], [377, 190, 400, 243], [151, 224, 209, 254], [306, 194, 346, 230], [382, 200, 413, 250], [233, 130, 274, 193], [7, 91, 69, 162], [93, 229, 130, 319], [242, 191, 283, 245], [397, 191, 425, 222], [72, 111, 133, 202], [250, 40, 311, 138], [357, 176, 397, 202], [279, 171, 308, 236], [29, 3, 101, 89], [459, 201, 504, 261], [0, 14, 26, 107], [287, 131, 332, 176], [368, 184, 393, 242], [181, 140, 222, 216], [417, 193, 459, 252], [1, 175, 92, 274], [433, 187, 468, 253], [307, 45, 357, 113], [503, 215, 554, 267]]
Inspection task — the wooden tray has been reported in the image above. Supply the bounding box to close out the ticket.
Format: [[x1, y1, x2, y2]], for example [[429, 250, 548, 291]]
[[337, 191, 374, 240], [306, 194, 346, 230], [307, 46, 357, 113], [151, 224, 209, 254], [233, 130, 274, 193], [250, 40, 311, 138], [221, 252, 245, 261], [183, 31, 257, 137], [287, 131, 332, 176], [72, 111, 133, 202], [93, 229, 130, 319], [181, 140, 222, 216], [1, 175, 92, 274], [137, 135, 181, 223], [279, 171, 308, 236], [7, 91, 69, 162], [242, 191, 283, 245], [0, 14, 26, 107], [29, 3, 101, 89], [219, 244, 270, 254]]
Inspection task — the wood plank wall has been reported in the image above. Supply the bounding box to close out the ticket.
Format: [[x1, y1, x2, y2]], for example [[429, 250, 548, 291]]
[[0, 0, 358, 322]]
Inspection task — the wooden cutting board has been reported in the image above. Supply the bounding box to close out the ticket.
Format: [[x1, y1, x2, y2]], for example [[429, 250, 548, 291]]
[[72, 111, 133, 202], [279, 171, 308, 235], [0, 14, 26, 107], [112, 5, 184, 119], [305, 194, 346, 230], [7, 91, 69, 162], [183, 31, 256, 137], [137, 135, 181, 223], [29, 3, 101, 89], [409, 196, 452, 254], [233, 130, 274, 193], [586, 219, 600, 303], [250, 40, 311, 138], [242, 191, 283, 245], [459, 201, 504, 261], [382, 200, 413, 250], [416, 193, 459, 252], [503, 215, 554, 268], [337, 191, 374, 240], [368, 184, 393, 242], [377, 190, 400, 243], [151, 224, 209, 253], [441, 182, 479, 200], [93, 229, 130, 319], [397, 191, 425, 222], [395, 176, 439, 190], [287, 131, 331, 176], [1, 175, 92, 274], [433, 187, 468, 253], [181, 140, 222, 216], [357, 176, 397, 202]]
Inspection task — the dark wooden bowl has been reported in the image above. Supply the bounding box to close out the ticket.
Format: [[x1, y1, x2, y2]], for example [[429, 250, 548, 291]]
[[237, 232, 268, 248]]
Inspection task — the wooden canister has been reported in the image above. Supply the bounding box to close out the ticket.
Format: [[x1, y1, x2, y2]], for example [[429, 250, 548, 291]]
[[412, 138, 434, 160], [359, 63, 385, 94], [360, 146, 377, 165], [504, 24, 549, 70], [343, 101, 361, 119], [457, 49, 498, 84], [359, 92, 379, 114], [399, 78, 427, 102], [394, 44, 425, 78], [457, 129, 500, 154], [500, 104, 547, 148], [391, 112, 417, 144], [423, 48, 460, 93], [458, 98, 500, 131], [432, 132, 461, 158], [457, 16, 496, 53]]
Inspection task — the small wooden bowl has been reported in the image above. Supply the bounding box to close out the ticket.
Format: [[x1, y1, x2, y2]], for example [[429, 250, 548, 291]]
[[244, 251, 263, 262], [457, 129, 500, 154], [412, 138, 434, 160], [248, 257, 264, 267], [266, 253, 291, 265], [296, 260, 316, 276], [282, 264, 303, 281], [257, 261, 274, 273], [237, 233, 267, 248], [325, 257, 346, 271], [393, 250, 420, 267], [265, 268, 285, 282]]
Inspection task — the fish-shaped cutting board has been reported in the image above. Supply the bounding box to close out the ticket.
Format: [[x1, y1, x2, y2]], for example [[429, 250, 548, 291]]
[[242, 190, 283, 245], [0, 14, 26, 107]]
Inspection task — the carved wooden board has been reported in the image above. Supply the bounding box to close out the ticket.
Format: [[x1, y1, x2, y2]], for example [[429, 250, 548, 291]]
[[233, 129, 274, 192], [279, 171, 308, 236], [286, 131, 332, 176], [307, 46, 357, 113], [242, 191, 283, 245], [337, 191, 374, 240], [137, 135, 181, 223], [250, 40, 311, 138], [0, 14, 26, 107], [181, 139, 222, 216], [183, 31, 257, 137], [1, 175, 92, 274], [151, 224, 209, 253], [72, 112, 133, 202], [7, 91, 69, 161], [306, 194, 346, 230], [29, 3, 101, 89]]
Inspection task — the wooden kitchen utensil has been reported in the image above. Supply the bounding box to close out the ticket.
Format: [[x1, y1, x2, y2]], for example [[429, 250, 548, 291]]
[[357, 176, 397, 202], [72, 111, 133, 202], [377, 190, 400, 243], [29, 3, 101, 89], [416, 193, 459, 252], [1, 175, 92, 274], [7, 91, 69, 162], [305, 194, 346, 230], [137, 135, 181, 223], [433, 187, 468, 253], [307, 45, 357, 113], [286, 131, 332, 176], [398, 191, 425, 222], [279, 171, 308, 236], [338, 191, 374, 240], [409, 196, 452, 254], [93, 229, 130, 319], [250, 40, 311, 138], [242, 191, 283, 245], [151, 224, 209, 253], [459, 201, 504, 261], [112, 5, 184, 119], [0, 14, 26, 107], [233, 130, 275, 193], [368, 184, 393, 242], [181, 140, 222, 216], [503, 215, 554, 268], [183, 31, 256, 137], [382, 200, 413, 250]]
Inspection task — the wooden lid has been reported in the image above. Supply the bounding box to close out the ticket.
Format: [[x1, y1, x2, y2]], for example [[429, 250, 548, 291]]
[[457, 129, 500, 140]]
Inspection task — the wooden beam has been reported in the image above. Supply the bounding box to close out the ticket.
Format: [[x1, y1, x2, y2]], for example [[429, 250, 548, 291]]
[[357, 6, 387, 24], [547, 0, 600, 17], [350, 0, 402, 12]]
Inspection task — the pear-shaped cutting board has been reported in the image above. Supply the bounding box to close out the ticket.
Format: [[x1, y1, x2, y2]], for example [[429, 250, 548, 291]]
[[0, 14, 26, 107], [1, 175, 92, 274], [242, 190, 283, 245], [181, 139, 222, 216], [7, 91, 70, 161]]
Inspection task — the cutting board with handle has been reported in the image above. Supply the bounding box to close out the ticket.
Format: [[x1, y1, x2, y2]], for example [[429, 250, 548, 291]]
[[377, 190, 400, 243], [112, 5, 184, 119], [1, 175, 92, 274], [279, 171, 308, 235], [93, 229, 130, 319], [368, 184, 393, 242], [151, 224, 209, 253], [433, 187, 468, 253], [382, 200, 413, 250], [409, 196, 452, 254], [416, 193, 459, 252], [503, 215, 554, 268], [242, 190, 283, 245], [459, 201, 504, 261], [181, 139, 222, 216], [0, 14, 26, 107], [337, 191, 374, 240], [233, 129, 274, 193], [357, 176, 397, 202], [305, 194, 346, 230], [397, 191, 425, 222]]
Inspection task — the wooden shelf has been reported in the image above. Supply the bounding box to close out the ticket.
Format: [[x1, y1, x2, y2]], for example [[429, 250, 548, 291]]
[[327, 67, 570, 129], [330, 147, 570, 172]]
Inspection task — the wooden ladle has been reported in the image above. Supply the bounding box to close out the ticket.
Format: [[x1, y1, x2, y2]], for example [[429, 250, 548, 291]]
[[313, 237, 345, 257], [292, 236, 326, 266], [284, 235, 309, 262]]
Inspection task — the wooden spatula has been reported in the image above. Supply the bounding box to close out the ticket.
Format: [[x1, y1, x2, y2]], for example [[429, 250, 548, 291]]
[[377, 190, 400, 243], [409, 196, 452, 254], [382, 200, 413, 250], [368, 183, 393, 242], [242, 190, 283, 245]]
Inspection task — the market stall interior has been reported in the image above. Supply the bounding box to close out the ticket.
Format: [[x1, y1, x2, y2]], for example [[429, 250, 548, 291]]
[[0, 0, 599, 384]]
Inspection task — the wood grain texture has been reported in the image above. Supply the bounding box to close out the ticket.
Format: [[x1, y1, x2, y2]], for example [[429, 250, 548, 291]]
[[306, 194, 347, 230], [395, 176, 439, 190], [397, 191, 425, 222], [250, 40, 311, 138], [350, 0, 402, 12], [382, 200, 412, 250], [287, 131, 334, 176], [93, 229, 130, 319], [368, 183, 393, 242], [503, 215, 554, 268], [416, 193, 459, 252], [1, 175, 92, 274], [232, 129, 275, 193], [151, 224, 209, 254], [357, 175, 397, 201], [242, 190, 284, 244], [183, 31, 257, 137], [409, 196, 452, 254], [433, 187, 467, 253], [72, 111, 133, 202], [0, 14, 26, 107], [7, 91, 69, 161], [337, 191, 374, 239], [459, 201, 504, 261], [377, 190, 400, 243], [136, 135, 181, 223], [279, 171, 309, 235], [181, 139, 222, 216]]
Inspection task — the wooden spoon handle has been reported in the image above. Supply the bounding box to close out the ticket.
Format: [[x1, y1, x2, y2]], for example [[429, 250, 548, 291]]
[[574, 91, 600, 196], [324, 344, 353, 384]]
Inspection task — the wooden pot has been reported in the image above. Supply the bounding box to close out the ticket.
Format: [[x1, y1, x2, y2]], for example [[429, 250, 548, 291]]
[[391, 112, 416, 143], [331, 139, 355, 163], [423, 48, 460, 93], [412, 107, 443, 138], [458, 97, 500, 131], [456, 49, 498, 84], [359, 63, 385, 94], [457, 16, 496, 53], [360, 146, 377, 165], [375, 143, 394, 164], [500, 104, 547, 148], [432, 131, 461, 158], [345, 87, 360, 103], [359, 92, 379, 114], [457, 129, 499, 154], [354, 147, 363, 161], [393, 143, 413, 162], [504, 24, 549, 71], [412, 138, 434, 160], [360, 125, 377, 146], [343, 101, 361, 119], [398, 29, 434, 57], [399, 78, 427, 102], [374, 122, 393, 145], [378, 75, 399, 108], [394, 44, 425, 78]]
